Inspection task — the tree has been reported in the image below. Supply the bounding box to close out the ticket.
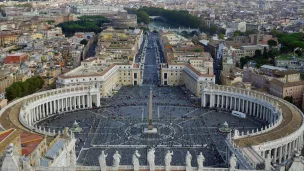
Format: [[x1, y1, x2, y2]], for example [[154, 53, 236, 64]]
[[254, 50, 262, 58], [284, 96, 293, 103], [137, 11, 150, 24], [5, 76, 45, 101], [267, 40, 277, 48], [80, 39, 88, 45], [218, 28, 226, 35], [234, 30, 242, 37], [263, 47, 268, 59], [218, 33, 225, 39]]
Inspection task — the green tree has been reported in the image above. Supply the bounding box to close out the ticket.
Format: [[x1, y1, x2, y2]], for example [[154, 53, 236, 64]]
[[267, 40, 277, 48], [234, 30, 242, 37], [263, 47, 268, 59], [254, 50, 262, 57], [80, 39, 88, 45], [5, 76, 45, 101], [284, 96, 293, 103], [137, 11, 150, 24], [218, 33, 225, 39]]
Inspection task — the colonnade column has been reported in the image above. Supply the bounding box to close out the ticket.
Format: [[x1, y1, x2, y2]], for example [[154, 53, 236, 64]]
[[238, 98, 241, 111], [230, 97, 232, 110], [233, 97, 237, 110], [284, 144, 288, 160], [82, 95, 85, 108], [225, 96, 228, 109], [250, 101, 252, 115], [50, 101, 53, 114], [273, 148, 277, 163], [70, 97, 73, 110], [253, 103, 256, 116], [46, 102, 49, 116], [217, 95, 220, 108], [278, 146, 282, 163], [78, 96, 81, 109]]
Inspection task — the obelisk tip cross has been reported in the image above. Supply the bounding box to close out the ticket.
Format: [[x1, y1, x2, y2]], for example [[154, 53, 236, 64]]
[[148, 86, 153, 130]]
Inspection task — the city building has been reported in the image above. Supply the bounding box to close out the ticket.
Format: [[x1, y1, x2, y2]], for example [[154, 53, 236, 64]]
[[56, 58, 141, 97], [0, 70, 14, 100], [243, 65, 300, 91], [4, 53, 28, 64], [159, 31, 215, 96], [111, 12, 138, 29], [220, 67, 243, 86], [275, 54, 304, 72], [70, 4, 125, 16]]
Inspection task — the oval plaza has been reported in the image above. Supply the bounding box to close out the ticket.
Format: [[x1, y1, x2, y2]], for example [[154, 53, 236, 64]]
[[0, 30, 303, 171]]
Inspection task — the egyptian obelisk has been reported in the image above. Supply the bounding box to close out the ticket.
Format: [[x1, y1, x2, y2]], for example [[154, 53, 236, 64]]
[[148, 86, 153, 130], [144, 87, 157, 133]]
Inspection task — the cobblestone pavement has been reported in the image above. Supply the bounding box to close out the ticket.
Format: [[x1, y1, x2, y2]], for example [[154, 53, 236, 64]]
[[38, 86, 266, 167]]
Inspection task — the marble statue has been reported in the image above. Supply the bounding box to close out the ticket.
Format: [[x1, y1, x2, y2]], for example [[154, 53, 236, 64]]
[[185, 151, 192, 167], [165, 150, 173, 166], [113, 151, 121, 167], [70, 149, 77, 167], [132, 150, 141, 171], [99, 151, 108, 171], [229, 153, 237, 169], [22, 159, 33, 171], [197, 152, 205, 170], [147, 148, 155, 169]]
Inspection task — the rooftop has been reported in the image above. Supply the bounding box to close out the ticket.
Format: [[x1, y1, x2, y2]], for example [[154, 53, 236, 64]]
[[0, 129, 15, 143], [235, 96, 302, 147], [260, 65, 287, 71], [21, 132, 44, 156]]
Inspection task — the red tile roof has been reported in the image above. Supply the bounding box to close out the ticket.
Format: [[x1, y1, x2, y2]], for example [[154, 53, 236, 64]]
[[0, 129, 15, 142], [21, 132, 44, 156]]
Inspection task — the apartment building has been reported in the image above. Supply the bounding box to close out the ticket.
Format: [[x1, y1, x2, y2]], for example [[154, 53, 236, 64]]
[[269, 79, 304, 107], [56, 28, 143, 97], [244, 65, 300, 91], [0, 70, 14, 100], [159, 31, 215, 96]]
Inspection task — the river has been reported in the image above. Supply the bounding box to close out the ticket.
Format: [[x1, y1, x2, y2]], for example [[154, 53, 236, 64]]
[[148, 20, 179, 30]]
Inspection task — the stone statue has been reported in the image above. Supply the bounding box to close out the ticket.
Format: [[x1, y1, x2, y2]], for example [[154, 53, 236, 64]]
[[165, 150, 173, 166], [185, 151, 192, 167], [99, 151, 108, 171], [229, 153, 237, 169], [132, 150, 141, 171], [22, 159, 33, 171], [113, 151, 121, 167], [70, 149, 77, 167], [147, 148, 155, 169], [197, 152, 205, 170]]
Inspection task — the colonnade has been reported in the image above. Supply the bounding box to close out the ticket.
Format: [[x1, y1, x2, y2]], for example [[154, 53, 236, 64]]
[[26, 95, 94, 125], [201, 84, 304, 165], [202, 93, 278, 124], [19, 85, 100, 134]]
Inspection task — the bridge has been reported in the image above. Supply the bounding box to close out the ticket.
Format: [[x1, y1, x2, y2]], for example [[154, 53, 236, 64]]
[[150, 26, 201, 34]]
